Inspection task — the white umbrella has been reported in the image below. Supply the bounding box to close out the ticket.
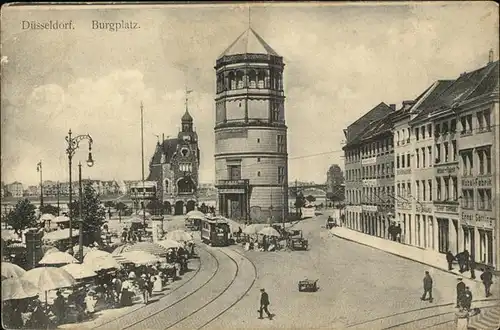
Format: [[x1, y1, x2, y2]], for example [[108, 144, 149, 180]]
[[243, 224, 269, 235], [53, 216, 70, 223], [185, 210, 205, 220], [115, 251, 160, 265], [258, 226, 281, 237], [1, 262, 26, 280], [157, 239, 183, 249], [83, 250, 121, 271], [38, 251, 78, 265], [61, 264, 97, 280], [23, 267, 76, 292], [39, 214, 56, 222], [2, 278, 39, 301], [166, 230, 193, 242], [1, 230, 18, 241]]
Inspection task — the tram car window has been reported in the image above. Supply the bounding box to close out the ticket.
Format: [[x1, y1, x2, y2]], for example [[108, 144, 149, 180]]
[[200, 217, 231, 247]]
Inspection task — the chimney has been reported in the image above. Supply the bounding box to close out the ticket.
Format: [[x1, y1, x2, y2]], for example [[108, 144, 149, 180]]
[[489, 49, 494, 63], [389, 104, 396, 111]]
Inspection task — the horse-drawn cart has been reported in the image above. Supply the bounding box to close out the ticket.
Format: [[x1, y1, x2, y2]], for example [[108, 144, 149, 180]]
[[298, 279, 319, 292]]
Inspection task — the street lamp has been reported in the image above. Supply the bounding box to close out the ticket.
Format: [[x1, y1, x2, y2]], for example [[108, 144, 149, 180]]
[[65, 129, 93, 250], [37, 161, 43, 209], [78, 160, 94, 263]]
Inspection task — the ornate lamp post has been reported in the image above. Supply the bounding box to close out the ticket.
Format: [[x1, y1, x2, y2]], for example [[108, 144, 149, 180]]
[[78, 161, 94, 263], [65, 129, 94, 249]]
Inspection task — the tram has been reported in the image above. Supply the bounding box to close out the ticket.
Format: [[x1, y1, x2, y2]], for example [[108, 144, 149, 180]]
[[200, 217, 231, 247]]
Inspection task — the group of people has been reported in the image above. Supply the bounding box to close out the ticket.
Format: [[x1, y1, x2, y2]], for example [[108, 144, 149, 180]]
[[388, 223, 402, 242], [446, 249, 494, 297]]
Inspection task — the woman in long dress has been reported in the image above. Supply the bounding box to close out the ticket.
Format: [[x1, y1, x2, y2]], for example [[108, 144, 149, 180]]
[[152, 275, 162, 294]]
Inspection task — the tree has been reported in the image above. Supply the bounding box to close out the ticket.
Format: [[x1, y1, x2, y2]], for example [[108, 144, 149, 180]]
[[7, 199, 37, 235], [39, 204, 60, 216], [306, 195, 316, 203], [70, 183, 106, 245]]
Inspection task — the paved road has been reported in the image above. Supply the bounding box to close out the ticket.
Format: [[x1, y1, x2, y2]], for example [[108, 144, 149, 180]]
[[204, 215, 498, 329]]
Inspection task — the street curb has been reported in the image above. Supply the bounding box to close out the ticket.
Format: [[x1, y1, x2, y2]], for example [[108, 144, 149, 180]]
[[331, 232, 486, 283]]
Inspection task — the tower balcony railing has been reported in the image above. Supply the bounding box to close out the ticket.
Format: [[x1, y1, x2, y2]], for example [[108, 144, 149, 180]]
[[215, 179, 250, 188]]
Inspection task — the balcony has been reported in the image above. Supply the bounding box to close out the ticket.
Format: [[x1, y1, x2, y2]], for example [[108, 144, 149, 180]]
[[433, 200, 459, 214], [434, 161, 459, 176]]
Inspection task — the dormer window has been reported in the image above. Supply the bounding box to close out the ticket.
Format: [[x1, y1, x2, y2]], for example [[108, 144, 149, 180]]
[[182, 135, 191, 142], [181, 148, 189, 157]]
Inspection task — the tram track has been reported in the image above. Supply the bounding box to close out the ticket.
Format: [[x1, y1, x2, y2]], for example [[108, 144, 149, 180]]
[[91, 247, 219, 330]]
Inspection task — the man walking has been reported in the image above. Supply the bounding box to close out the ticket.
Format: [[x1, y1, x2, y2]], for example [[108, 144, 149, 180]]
[[469, 256, 476, 279], [456, 278, 466, 308], [258, 288, 273, 320], [420, 271, 433, 302], [462, 286, 473, 311], [446, 251, 455, 271], [480, 267, 493, 297]]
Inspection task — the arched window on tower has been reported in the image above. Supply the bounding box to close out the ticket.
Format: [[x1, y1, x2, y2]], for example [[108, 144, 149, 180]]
[[228, 71, 236, 90], [248, 70, 257, 88], [164, 179, 169, 194], [277, 72, 283, 90], [274, 72, 280, 90], [257, 70, 265, 89], [236, 71, 244, 89]]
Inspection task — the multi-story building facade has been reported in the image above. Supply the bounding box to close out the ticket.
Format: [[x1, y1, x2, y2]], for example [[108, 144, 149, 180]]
[[147, 109, 200, 215], [344, 102, 395, 237], [406, 59, 499, 269], [214, 28, 288, 221], [6, 181, 24, 197]]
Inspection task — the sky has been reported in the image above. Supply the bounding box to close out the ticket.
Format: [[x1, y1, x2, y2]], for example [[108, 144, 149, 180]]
[[1, 2, 498, 187]]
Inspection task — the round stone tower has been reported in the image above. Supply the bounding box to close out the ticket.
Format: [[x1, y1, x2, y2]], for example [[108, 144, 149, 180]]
[[214, 28, 288, 222]]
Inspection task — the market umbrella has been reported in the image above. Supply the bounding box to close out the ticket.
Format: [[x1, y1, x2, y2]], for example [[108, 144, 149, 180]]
[[157, 239, 182, 250], [185, 210, 205, 220], [128, 217, 144, 224], [53, 215, 70, 223], [114, 251, 160, 265], [38, 251, 78, 265], [1, 262, 26, 280], [83, 250, 121, 271], [2, 277, 39, 301], [61, 264, 97, 280], [166, 230, 193, 242], [243, 224, 269, 235], [258, 226, 281, 237], [23, 267, 76, 291], [72, 245, 91, 257], [39, 214, 56, 222], [111, 242, 169, 257], [42, 247, 60, 256]]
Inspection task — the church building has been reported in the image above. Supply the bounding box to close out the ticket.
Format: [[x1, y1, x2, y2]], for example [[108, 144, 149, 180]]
[[214, 27, 289, 222], [147, 104, 200, 215]]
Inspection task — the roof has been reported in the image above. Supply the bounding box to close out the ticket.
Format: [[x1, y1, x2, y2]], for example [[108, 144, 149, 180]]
[[182, 109, 193, 122], [344, 102, 394, 148], [218, 28, 280, 59], [147, 138, 179, 181], [359, 112, 394, 141], [410, 61, 498, 124]]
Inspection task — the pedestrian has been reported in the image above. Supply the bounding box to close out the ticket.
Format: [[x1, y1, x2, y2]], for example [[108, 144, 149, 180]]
[[462, 286, 473, 311], [463, 250, 470, 272], [446, 251, 455, 271], [395, 224, 402, 243], [421, 271, 433, 302], [456, 278, 466, 308], [456, 252, 465, 273], [469, 256, 476, 279], [138, 274, 150, 304], [480, 267, 493, 297], [258, 288, 273, 320]]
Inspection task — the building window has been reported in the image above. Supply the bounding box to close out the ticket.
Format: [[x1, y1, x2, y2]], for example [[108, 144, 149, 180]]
[[422, 126, 426, 138], [272, 102, 280, 121], [444, 177, 450, 200], [257, 157, 261, 162], [477, 146, 492, 175], [428, 146, 432, 167], [483, 109, 491, 130], [427, 124, 432, 137], [428, 179, 432, 201], [257, 171, 261, 177], [435, 144, 441, 163], [460, 150, 473, 176], [278, 166, 285, 184], [442, 122, 449, 135], [396, 155, 400, 169], [461, 189, 474, 209], [257, 138, 260, 143], [450, 119, 457, 133], [452, 140, 457, 161], [435, 123, 441, 137], [444, 142, 449, 162], [452, 177, 458, 200], [406, 154, 411, 168], [416, 149, 420, 168], [422, 180, 426, 201], [460, 114, 473, 135], [416, 181, 420, 200], [421, 147, 426, 168], [228, 165, 241, 180], [436, 178, 441, 201], [277, 135, 286, 153], [415, 128, 420, 141]]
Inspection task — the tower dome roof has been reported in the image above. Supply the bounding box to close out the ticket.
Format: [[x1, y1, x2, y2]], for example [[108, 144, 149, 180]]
[[181, 109, 193, 122], [218, 28, 280, 59]]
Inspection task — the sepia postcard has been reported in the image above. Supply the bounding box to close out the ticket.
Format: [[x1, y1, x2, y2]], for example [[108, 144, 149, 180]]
[[1, 1, 499, 329]]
